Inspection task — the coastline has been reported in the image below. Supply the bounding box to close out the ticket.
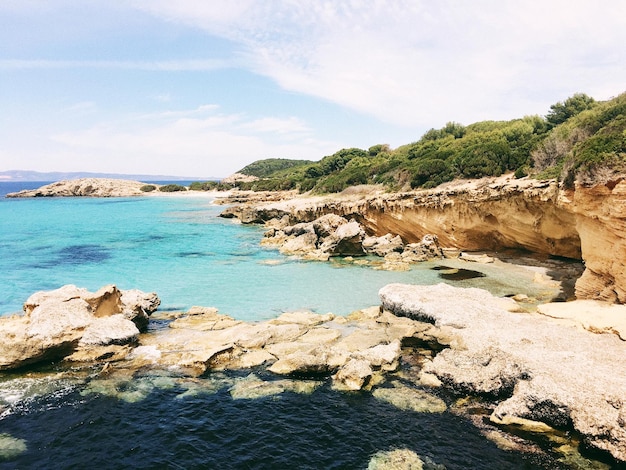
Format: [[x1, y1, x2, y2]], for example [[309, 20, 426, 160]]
[[2, 176, 626, 465]]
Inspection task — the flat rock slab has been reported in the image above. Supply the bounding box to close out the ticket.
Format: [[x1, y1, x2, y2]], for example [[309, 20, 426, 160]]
[[379, 282, 626, 462], [537, 299, 626, 340]]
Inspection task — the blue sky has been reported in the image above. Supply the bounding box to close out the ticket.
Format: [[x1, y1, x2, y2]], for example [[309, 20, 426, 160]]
[[1, 1, 625, 178]]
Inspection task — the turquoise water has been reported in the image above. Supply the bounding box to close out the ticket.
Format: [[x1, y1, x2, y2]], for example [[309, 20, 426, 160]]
[[0, 183, 560, 320], [0, 192, 439, 320]]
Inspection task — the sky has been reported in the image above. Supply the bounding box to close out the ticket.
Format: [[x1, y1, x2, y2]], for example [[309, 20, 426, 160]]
[[0, 1, 624, 178]]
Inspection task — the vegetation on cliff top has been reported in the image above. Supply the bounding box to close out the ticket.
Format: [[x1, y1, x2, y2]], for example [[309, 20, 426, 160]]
[[193, 92, 625, 193]]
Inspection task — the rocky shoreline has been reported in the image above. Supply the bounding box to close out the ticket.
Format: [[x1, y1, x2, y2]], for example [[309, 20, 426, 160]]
[[218, 174, 626, 304], [4, 176, 626, 464], [1, 282, 624, 465]]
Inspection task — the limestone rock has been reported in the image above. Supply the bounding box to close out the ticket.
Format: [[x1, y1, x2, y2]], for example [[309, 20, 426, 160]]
[[379, 282, 626, 462], [320, 220, 366, 256], [0, 284, 160, 370], [332, 359, 373, 391], [354, 340, 401, 371], [425, 347, 527, 397], [79, 315, 140, 346], [269, 311, 335, 327], [312, 213, 347, 238], [362, 233, 404, 256], [372, 381, 447, 413], [280, 232, 318, 255], [459, 252, 495, 263], [228, 373, 319, 400], [267, 347, 333, 376], [120, 289, 161, 330], [537, 299, 626, 340]]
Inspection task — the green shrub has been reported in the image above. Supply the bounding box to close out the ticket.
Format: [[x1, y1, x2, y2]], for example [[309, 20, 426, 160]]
[[546, 93, 596, 127], [159, 184, 187, 192], [189, 181, 233, 191], [239, 158, 313, 178], [514, 167, 528, 178], [140, 184, 157, 192]]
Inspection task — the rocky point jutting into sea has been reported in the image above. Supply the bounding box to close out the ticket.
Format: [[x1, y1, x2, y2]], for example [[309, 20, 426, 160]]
[[3, 175, 626, 466]]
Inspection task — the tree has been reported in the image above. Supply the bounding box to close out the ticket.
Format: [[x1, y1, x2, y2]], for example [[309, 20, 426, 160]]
[[368, 144, 390, 156], [546, 93, 596, 127]]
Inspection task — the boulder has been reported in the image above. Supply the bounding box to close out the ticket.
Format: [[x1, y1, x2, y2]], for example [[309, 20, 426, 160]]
[[312, 213, 347, 238], [0, 284, 160, 370], [320, 220, 366, 256], [362, 234, 404, 256], [332, 359, 373, 391], [280, 232, 319, 255], [120, 289, 161, 330], [401, 235, 443, 263], [79, 315, 140, 346]]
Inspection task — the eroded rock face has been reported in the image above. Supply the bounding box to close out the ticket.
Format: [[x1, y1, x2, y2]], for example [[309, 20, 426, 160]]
[[0, 285, 159, 370], [565, 181, 626, 302], [220, 176, 626, 303], [380, 282, 626, 462]]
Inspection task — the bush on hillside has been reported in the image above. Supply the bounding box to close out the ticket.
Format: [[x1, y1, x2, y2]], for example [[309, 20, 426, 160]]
[[159, 184, 187, 192], [229, 92, 625, 193]]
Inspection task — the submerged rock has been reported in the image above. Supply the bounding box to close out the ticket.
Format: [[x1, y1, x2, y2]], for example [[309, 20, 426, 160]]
[[0, 433, 28, 461], [367, 448, 446, 470], [372, 381, 447, 413], [229, 373, 320, 400]]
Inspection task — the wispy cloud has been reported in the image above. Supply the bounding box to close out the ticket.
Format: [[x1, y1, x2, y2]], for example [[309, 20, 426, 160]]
[[0, 59, 235, 71], [46, 105, 337, 176], [133, 0, 626, 127]]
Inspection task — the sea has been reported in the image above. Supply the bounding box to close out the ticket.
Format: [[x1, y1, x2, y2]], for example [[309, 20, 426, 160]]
[[0, 181, 597, 469]]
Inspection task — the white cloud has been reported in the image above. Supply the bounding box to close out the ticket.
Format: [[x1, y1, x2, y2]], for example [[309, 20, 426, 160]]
[[132, 0, 626, 127], [46, 105, 338, 177]]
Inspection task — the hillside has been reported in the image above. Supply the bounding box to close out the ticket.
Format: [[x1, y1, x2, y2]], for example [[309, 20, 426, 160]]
[[224, 92, 625, 193]]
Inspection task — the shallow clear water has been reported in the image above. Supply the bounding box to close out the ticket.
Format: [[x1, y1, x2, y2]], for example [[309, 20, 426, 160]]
[[0, 184, 558, 320]]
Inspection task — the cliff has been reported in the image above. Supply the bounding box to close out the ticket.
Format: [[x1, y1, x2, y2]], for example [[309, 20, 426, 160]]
[[220, 175, 626, 303]]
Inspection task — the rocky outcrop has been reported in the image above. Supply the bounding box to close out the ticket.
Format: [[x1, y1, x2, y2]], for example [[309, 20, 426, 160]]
[[380, 282, 626, 462], [220, 172, 259, 184], [134, 307, 426, 389], [218, 175, 626, 304], [1, 285, 446, 396], [260, 213, 444, 265], [565, 181, 626, 302], [0, 285, 160, 370], [6, 178, 154, 197]]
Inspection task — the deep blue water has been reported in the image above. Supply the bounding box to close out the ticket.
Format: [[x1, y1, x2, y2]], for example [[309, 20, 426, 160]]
[[0, 182, 583, 469], [0, 371, 563, 470]]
